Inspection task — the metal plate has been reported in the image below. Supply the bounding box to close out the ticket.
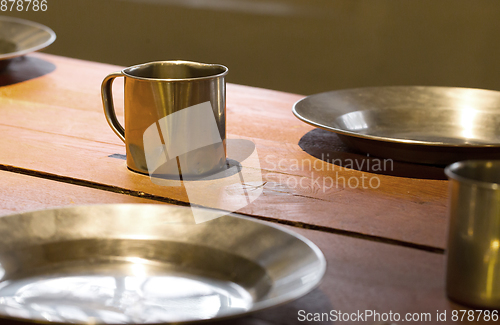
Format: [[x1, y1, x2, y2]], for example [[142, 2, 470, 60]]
[[0, 204, 326, 324], [293, 86, 500, 165], [0, 16, 56, 71]]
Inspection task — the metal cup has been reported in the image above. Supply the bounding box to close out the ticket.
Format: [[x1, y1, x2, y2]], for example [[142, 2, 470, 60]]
[[445, 160, 500, 308], [101, 61, 228, 178]]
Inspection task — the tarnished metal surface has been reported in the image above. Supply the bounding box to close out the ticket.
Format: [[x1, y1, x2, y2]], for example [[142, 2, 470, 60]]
[[0, 16, 55, 71], [445, 160, 500, 308], [293, 86, 500, 164], [0, 204, 325, 324]]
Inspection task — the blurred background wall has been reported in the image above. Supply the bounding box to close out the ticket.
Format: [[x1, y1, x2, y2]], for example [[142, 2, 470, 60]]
[[3, 0, 500, 95]]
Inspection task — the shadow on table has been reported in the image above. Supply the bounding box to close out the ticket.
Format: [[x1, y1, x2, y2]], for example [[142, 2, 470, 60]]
[[0, 56, 56, 87], [195, 139, 256, 181], [109, 139, 259, 186], [214, 288, 334, 325], [146, 138, 256, 182], [298, 128, 446, 180]]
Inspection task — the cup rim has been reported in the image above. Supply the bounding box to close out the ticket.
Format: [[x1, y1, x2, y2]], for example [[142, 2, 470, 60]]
[[121, 60, 228, 81], [445, 160, 500, 190]]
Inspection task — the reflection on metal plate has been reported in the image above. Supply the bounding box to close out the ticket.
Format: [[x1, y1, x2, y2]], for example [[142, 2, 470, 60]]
[[293, 86, 500, 164], [0, 204, 326, 324], [0, 16, 56, 71]]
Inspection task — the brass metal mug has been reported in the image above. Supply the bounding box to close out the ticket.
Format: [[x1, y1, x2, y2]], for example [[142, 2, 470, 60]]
[[101, 61, 228, 177], [445, 160, 500, 308]]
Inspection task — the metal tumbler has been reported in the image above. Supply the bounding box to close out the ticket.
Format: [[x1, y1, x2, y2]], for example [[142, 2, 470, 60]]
[[445, 160, 500, 308], [101, 60, 228, 178]]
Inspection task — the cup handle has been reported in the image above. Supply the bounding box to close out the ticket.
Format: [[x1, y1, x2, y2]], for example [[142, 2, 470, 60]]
[[101, 72, 125, 143]]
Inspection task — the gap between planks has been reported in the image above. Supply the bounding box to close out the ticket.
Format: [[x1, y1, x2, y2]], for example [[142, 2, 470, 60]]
[[0, 163, 445, 255]]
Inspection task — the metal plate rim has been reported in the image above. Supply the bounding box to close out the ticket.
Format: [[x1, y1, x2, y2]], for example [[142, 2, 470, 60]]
[[0, 16, 56, 61], [0, 203, 327, 325], [292, 85, 500, 148]]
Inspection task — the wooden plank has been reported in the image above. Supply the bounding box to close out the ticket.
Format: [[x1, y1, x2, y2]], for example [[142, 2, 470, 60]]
[[0, 53, 449, 249], [0, 54, 124, 114], [0, 170, 166, 216], [0, 124, 447, 250], [243, 224, 480, 325]]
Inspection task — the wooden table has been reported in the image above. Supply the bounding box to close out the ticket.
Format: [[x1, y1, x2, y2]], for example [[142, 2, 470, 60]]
[[0, 53, 480, 324]]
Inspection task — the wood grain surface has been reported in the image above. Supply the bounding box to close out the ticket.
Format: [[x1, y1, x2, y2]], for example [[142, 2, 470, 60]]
[[0, 53, 449, 251], [0, 170, 164, 216]]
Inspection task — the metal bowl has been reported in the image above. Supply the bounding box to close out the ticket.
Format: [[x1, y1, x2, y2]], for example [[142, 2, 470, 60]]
[[0, 204, 326, 324], [0, 16, 56, 71], [293, 86, 500, 165]]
